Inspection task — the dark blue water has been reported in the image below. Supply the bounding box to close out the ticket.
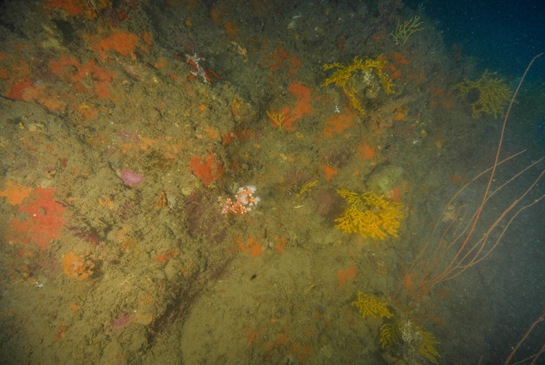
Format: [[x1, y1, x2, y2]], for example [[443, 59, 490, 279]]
[[413, 0, 545, 79]]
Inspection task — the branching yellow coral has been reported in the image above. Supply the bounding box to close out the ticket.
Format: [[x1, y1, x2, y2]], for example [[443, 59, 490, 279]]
[[296, 180, 318, 197], [453, 70, 512, 119], [390, 16, 424, 46], [352, 291, 393, 319], [380, 322, 401, 348], [266, 110, 287, 129], [322, 56, 395, 113], [335, 189, 404, 239], [418, 330, 441, 364]]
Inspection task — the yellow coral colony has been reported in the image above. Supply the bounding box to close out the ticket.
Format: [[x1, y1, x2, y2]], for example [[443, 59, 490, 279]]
[[390, 16, 424, 46], [353, 292, 441, 363], [335, 189, 404, 239], [453, 70, 512, 119], [296, 180, 318, 197], [352, 292, 394, 319], [380, 322, 401, 348], [418, 330, 441, 364], [322, 56, 395, 114]]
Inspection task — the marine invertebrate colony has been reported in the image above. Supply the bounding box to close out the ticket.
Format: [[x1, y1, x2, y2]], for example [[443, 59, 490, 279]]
[[335, 189, 404, 239], [351, 292, 441, 364], [175, 52, 221, 84], [352, 291, 393, 319], [219, 186, 260, 215], [390, 16, 424, 46], [384, 319, 441, 364], [189, 154, 224, 187], [63, 252, 95, 280], [322, 56, 394, 113], [453, 70, 512, 119], [380, 322, 400, 348]]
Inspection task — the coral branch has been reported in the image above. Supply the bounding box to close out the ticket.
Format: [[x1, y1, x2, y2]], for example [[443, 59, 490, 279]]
[[390, 16, 424, 46]]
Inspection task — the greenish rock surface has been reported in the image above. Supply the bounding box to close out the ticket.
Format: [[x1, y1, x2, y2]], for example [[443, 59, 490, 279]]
[[366, 165, 404, 194]]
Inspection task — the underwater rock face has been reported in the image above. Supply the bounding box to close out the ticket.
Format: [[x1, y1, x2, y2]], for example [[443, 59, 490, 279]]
[[366, 164, 403, 194]]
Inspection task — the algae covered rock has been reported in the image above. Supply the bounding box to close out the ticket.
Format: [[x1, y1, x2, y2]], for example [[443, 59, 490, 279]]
[[366, 164, 403, 194]]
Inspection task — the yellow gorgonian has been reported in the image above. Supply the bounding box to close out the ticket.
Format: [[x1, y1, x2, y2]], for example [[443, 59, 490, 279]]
[[335, 189, 404, 239]]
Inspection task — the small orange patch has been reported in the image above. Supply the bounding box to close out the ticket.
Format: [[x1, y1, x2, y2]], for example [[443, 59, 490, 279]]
[[443, 100, 454, 108], [337, 270, 346, 287], [141, 31, 153, 46], [237, 236, 264, 257], [56, 322, 67, 339], [346, 265, 356, 279], [393, 112, 405, 121], [394, 52, 410, 65], [284, 81, 313, 128], [189, 154, 224, 187], [0, 180, 33, 205], [287, 56, 304, 76], [276, 333, 290, 345], [321, 164, 338, 182], [8, 78, 33, 101], [372, 33, 385, 43], [388, 187, 400, 201], [63, 252, 94, 280], [357, 142, 376, 160], [337, 39, 345, 52], [45, 0, 83, 15], [264, 47, 288, 73], [224, 20, 238, 35], [431, 87, 444, 96], [337, 266, 356, 287], [155, 58, 168, 69], [274, 236, 287, 253], [247, 326, 258, 343], [402, 273, 415, 290], [222, 132, 235, 144], [322, 110, 357, 137], [154, 249, 178, 262], [91, 31, 139, 62], [205, 128, 220, 139], [288, 343, 311, 362], [210, 7, 221, 22], [429, 99, 440, 109], [448, 172, 469, 185]]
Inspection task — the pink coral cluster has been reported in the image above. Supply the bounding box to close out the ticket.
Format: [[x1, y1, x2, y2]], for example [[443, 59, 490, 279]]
[[219, 186, 260, 215]]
